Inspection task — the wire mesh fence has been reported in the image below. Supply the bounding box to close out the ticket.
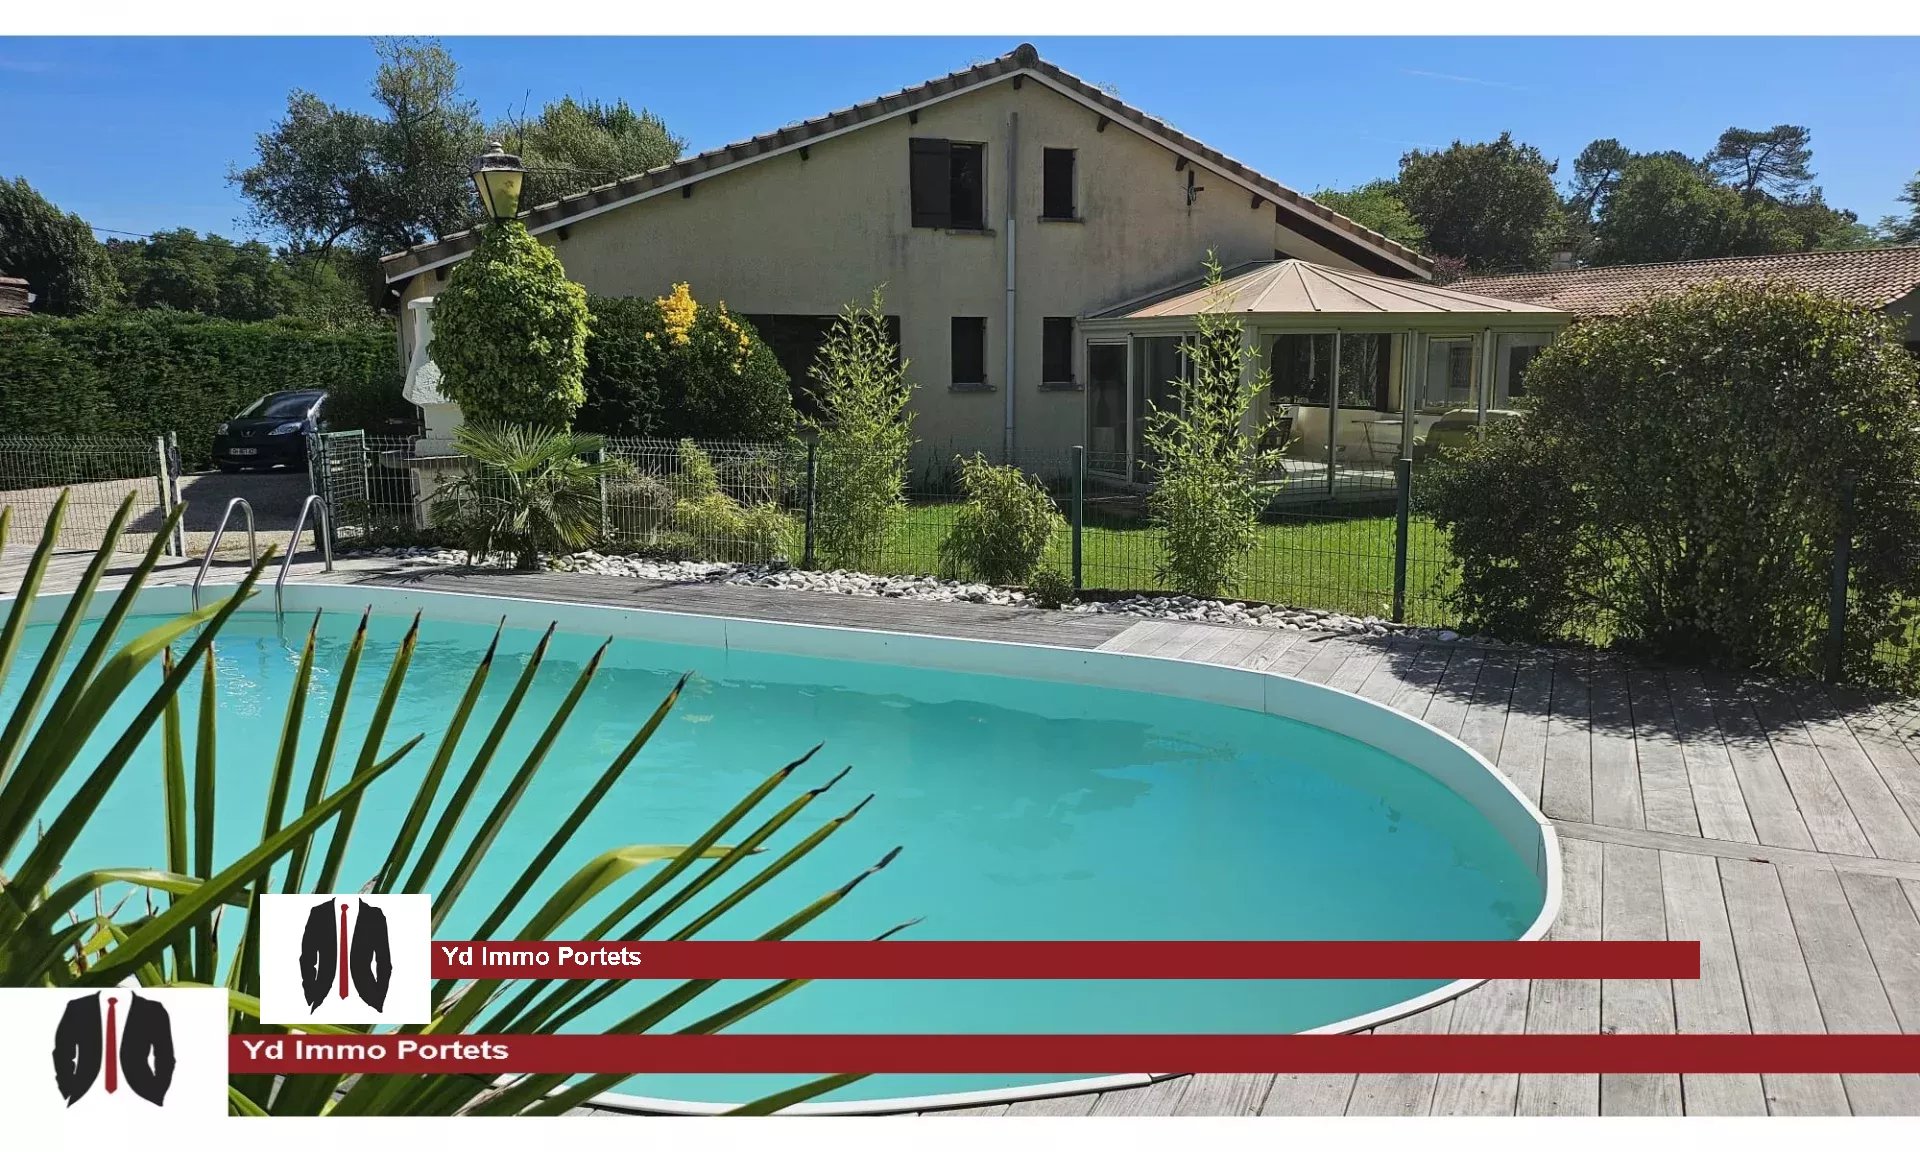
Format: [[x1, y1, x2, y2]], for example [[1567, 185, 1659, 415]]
[[0, 434, 182, 556]]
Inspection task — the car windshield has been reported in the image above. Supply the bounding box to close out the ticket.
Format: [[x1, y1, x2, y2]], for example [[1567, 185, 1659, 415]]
[[237, 392, 321, 420]]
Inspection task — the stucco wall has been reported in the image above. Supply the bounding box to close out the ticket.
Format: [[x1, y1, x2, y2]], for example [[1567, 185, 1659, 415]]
[[397, 74, 1392, 463]]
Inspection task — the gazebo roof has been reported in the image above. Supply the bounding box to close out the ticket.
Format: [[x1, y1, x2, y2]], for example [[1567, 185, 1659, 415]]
[[1091, 259, 1566, 321]]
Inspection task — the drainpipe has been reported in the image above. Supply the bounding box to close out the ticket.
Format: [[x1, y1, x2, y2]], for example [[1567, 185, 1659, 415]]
[[1004, 111, 1019, 462]]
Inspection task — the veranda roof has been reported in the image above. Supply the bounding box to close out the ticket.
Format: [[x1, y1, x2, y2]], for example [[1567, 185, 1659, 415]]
[[1091, 259, 1566, 321]]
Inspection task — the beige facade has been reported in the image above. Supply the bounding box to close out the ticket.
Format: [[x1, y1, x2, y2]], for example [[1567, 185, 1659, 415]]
[[395, 61, 1424, 468]]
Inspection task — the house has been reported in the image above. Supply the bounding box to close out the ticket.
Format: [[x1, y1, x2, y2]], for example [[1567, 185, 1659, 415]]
[[1454, 247, 1920, 353], [0, 276, 30, 317], [385, 44, 1568, 485]]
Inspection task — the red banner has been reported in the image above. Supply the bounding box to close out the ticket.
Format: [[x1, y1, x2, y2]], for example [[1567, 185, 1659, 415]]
[[235, 1033, 1920, 1074], [428, 940, 1698, 980]]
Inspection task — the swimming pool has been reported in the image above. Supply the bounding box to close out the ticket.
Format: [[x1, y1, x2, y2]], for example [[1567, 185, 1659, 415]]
[[4, 581, 1558, 1113]]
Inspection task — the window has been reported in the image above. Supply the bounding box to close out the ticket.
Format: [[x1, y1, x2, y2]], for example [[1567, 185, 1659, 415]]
[[1042, 149, 1076, 219], [1042, 317, 1075, 384], [1422, 337, 1477, 411], [1132, 335, 1187, 474], [910, 138, 986, 230], [1270, 334, 1334, 405], [1506, 344, 1541, 399], [1085, 343, 1127, 468], [951, 317, 987, 386], [739, 313, 902, 419], [1339, 334, 1392, 411]]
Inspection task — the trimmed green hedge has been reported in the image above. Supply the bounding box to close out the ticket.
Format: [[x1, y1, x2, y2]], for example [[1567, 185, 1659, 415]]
[[0, 311, 408, 467]]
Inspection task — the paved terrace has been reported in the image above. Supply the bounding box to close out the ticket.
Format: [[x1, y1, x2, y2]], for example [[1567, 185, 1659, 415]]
[[13, 549, 1920, 1117]]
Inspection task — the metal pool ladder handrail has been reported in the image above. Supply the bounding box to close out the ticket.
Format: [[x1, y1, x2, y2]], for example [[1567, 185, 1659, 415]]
[[275, 494, 334, 618], [192, 497, 258, 611]]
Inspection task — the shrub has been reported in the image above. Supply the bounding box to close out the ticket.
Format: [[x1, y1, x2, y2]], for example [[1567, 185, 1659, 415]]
[[1026, 567, 1074, 609], [1418, 280, 1920, 686], [0, 311, 407, 466], [603, 474, 676, 550], [430, 219, 589, 428], [577, 285, 797, 441], [664, 438, 796, 563], [1144, 254, 1285, 598], [808, 290, 915, 571], [937, 453, 1064, 584], [432, 422, 622, 569]]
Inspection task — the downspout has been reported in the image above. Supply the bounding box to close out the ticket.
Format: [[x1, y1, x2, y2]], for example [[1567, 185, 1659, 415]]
[[1004, 111, 1019, 462]]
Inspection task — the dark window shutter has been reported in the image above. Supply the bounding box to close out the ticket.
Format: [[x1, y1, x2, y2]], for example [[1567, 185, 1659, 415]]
[[1043, 149, 1076, 218], [951, 317, 986, 384], [1043, 318, 1074, 382], [910, 138, 952, 228]]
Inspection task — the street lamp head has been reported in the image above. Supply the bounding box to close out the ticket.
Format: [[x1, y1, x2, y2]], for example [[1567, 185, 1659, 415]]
[[471, 141, 525, 223]]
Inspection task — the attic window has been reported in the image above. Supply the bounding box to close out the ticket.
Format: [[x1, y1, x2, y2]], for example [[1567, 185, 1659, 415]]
[[1042, 149, 1076, 219], [910, 138, 986, 230]]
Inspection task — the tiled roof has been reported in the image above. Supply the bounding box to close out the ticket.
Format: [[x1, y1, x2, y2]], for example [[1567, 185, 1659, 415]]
[[379, 44, 1432, 284], [1096, 259, 1564, 320], [1452, 247, 1920, 316]]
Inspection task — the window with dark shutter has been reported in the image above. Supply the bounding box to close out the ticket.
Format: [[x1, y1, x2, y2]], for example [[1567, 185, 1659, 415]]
[[1043, 317, 1074, 384], [948, 143, 985, 230], [1042, 149, 1076, 219], [951, 317, 987, 386], [910, 138, 952, 228]]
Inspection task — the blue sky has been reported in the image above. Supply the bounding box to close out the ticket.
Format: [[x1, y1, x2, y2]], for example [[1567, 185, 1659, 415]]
[[4, 36, 1917, 244]]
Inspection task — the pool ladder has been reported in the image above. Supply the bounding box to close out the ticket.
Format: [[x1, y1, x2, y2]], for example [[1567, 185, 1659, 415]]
[[188, 495, 334, 619]]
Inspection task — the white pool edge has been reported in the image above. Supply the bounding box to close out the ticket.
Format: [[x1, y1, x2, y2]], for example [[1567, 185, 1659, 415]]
[[14, 580, 1564, 1116]]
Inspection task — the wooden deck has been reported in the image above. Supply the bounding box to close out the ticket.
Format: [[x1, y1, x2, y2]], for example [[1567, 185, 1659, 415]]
[[15, 555, 1920, 1116]]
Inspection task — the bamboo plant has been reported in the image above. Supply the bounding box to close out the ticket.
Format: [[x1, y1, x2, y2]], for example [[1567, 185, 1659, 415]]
[[0, 491, 897, 1116]]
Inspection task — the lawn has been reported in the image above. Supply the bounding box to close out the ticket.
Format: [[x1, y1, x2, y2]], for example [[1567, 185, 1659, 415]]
[[870, 501, 1461, 626]]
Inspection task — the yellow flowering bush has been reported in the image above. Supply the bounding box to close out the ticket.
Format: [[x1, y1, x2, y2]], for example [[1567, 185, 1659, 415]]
[[577, 284, 797, 440]]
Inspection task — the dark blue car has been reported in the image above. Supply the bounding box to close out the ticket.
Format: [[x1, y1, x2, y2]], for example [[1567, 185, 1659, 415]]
[[212, 389, 328, 472]]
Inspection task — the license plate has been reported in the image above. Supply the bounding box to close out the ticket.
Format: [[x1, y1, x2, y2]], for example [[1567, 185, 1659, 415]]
[[229, 447, 258, 457]]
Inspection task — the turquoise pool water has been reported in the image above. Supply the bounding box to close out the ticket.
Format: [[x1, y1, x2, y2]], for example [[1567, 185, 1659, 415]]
[[6, 603, 1543, 1106]]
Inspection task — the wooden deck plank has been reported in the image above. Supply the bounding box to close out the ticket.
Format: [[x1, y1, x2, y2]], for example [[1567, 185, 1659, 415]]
[[1659, 850, 1767, 1115], [1428, 978, 1528, 1115], [1087, 1077, 1189, 1116], [1293, 634, 1356, 685], [1169, 624, 1245, 666], [1420, 646, 1485, 740], [1791, 688, 1920, 862], [1664, 669, 1760, 846], [1598, 842, 1681, 1115], [1837, 871, 1920, 1033], [1385, 643, 1454, 721], [1744, 681, 1874, 858], [1003, 1092, 1099, 1116], [1626, 666, 1703, 837], [1699, 673, 1819, 853], [1496, 653, 1553, 809], [1264, 631, 1326, 679], [1517, 836, 1601, 1116], [1828, 691, 1920, 844], [1204, 626, 1274, 670], [1344, 1002, 1455, 1116], [1776, 865, 1920, 1115], [1259, 1073, 1356, 1116], [1540, 653, 1595, 824], [1169, 1074, 1274, 1116], [1718, 859, 1852, 1115], [1455, 649, 1517, 766], [1588, 659, 1649, 832], [1328, 638, 1390, 697], [1553, 819, 1920, 884]]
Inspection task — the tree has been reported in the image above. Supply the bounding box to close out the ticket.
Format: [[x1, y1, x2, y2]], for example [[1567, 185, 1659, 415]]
[[1590, 154, 1806, 265], [433, 422, 621, 569], [107, 229, 296, 321], [0, 177, 116, 315], [1419, 282, 1920, 686], [503, 97, 685, 209], [1395, 132, 1564, 273], [576, 285, 796, 441], [1705, 125, 1815, 200], [1310, 181, 1426, 251], [231, 38, 484, 260], [1567, 138, 1632, 220], [1880, 173, 1920, 244], [806, 290, 915, 572], [429, 219, 589, 428], [1144, 254, 1284, 599]]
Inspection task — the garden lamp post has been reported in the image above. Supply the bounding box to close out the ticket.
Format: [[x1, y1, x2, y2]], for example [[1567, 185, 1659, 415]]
[[471, 141, 525, 223]]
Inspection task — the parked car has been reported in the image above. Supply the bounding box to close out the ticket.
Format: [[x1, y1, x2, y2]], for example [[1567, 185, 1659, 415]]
[[212, 389, 329, 472]]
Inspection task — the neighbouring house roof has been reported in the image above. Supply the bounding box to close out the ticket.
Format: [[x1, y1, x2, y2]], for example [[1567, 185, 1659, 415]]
[[378, 44, 1432, 285], [1090, 259, 1565, 322], [0, 276, 29, 317], [1452, 247, 1920, 316]]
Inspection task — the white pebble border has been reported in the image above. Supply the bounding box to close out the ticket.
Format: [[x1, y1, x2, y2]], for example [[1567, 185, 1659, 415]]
[[341, 546, 1479, 644]]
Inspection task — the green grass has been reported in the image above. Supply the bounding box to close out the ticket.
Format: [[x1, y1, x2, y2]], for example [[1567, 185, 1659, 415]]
[[865, 501, 1461, 626]]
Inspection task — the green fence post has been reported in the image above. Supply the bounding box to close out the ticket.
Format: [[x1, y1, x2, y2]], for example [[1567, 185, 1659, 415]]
[[802, 440, 818, 571], [1071, 445, 1085, 592], [1392, 456, 1411, 625], [1826, 470, 1856, 683]]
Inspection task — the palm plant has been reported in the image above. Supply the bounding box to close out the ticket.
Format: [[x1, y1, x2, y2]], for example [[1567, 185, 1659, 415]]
[[0, 491, 896, 1115], [435, 422, 626, 570]]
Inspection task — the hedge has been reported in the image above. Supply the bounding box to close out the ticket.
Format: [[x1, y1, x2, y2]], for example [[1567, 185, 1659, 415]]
[[0, 310, 408, 467]]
